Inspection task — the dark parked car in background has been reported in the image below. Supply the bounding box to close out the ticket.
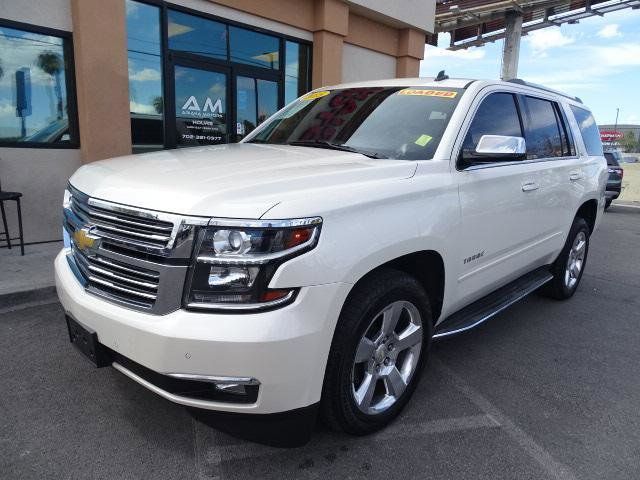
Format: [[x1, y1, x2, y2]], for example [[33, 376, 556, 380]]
[[604, 151, 624, 209]]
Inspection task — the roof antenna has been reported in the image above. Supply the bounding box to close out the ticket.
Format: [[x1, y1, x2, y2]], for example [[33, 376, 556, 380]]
[[435, 70, 449, 81]]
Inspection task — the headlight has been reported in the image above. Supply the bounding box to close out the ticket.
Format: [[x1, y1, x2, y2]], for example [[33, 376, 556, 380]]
[[184, 217, 322, 311]]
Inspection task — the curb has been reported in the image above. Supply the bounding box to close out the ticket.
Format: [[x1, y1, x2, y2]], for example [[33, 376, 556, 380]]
[[0, 286, 58, 310]]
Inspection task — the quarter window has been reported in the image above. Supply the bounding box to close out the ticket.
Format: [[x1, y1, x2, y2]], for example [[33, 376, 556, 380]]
[[461, 93, 522, 162], [570, 105, 603, 156], [521, 96, 564, 159], [0, 23, 78, 146]]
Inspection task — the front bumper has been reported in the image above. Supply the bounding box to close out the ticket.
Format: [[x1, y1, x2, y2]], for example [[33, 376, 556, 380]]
[[55, 250, 350, 414]]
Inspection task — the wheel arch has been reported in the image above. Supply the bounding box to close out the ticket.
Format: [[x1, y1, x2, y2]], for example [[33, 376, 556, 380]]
[[575, 198, 598, 234], [343, 250, 445, 324]]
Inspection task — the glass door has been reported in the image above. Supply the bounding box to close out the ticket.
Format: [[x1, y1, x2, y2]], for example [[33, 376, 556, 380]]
[[234, 73, 279, 141], [168, 58, 230, 147]]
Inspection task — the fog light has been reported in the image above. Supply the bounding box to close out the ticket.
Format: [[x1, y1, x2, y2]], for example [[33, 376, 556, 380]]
[[208, 265, 258, 288], [214, 383, 247, 395]]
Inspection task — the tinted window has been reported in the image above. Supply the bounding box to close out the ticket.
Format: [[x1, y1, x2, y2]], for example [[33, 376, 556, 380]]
[[127, 0, 164, 151], [461, 93, 522, 161], [0, 24, 76, 145], [570, 105, 603, 156], [247, 87, 463, 160], [167, 10, 227, 60], [522, 96, 563, 159], [604, 152, 619, 166], [229, 27, 279, 69], [556, 104, 575, 156]]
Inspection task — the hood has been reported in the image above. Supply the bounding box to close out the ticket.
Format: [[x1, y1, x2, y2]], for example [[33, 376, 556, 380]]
[[69, 143, 416, 218]]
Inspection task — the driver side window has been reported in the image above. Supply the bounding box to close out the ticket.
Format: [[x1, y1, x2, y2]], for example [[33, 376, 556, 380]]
[[460, 93, 523, 165]]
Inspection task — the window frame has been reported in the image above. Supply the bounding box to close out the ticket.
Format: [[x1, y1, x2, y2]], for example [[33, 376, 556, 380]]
[[0, 18, 80, 149]]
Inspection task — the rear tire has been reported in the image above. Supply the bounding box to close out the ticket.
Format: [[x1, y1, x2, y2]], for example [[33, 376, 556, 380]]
[[604, 199, 612, 210], [320, 269, 432, 435], [543, 217, 590, 300]]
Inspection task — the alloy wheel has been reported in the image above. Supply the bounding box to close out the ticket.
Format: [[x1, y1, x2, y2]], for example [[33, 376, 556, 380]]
[[565, 231, 587, 289], [351, 300, 423, 415]]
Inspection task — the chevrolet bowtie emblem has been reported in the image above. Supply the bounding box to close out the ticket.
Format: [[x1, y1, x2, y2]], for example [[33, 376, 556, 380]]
[[73, 227, 99, 252]]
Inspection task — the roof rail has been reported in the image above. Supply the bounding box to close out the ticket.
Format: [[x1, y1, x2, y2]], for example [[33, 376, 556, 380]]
[[506, 78, 583, 103]]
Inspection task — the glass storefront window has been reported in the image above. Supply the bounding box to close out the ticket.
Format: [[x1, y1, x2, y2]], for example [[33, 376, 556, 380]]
[[236, 76, 257, 139], [0, 24, 76, 146], [284, 40, 311, 104], [229, 27, 279, 69], [168, 10, 227, 60], [174, 65, 227, 146], [257, 79, 278, 124], [126, 0, 163, 150], [235, 77, 278, 140]]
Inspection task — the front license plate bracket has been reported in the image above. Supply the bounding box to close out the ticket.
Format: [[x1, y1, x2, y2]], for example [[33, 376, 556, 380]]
[[65, 315, 111, 367]]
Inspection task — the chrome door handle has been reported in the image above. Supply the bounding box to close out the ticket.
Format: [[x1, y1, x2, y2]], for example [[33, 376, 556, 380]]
[[522, 182, 539, 192], [569, 171, 583, 181]]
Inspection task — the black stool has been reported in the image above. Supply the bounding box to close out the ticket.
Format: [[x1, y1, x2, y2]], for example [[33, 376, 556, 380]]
[[0, 179, 24, 256]]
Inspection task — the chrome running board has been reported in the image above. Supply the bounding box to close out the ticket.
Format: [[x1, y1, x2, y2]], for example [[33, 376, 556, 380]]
[[433, 267, 553, 339]]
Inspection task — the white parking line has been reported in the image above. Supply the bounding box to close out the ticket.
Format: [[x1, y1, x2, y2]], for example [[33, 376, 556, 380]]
[[435, 359, 578, 480]]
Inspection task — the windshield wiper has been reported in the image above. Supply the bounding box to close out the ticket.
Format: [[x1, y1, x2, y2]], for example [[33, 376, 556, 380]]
[[287, 140, 387, 159]]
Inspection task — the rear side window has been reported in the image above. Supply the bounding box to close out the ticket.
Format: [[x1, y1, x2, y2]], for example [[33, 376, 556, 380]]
[[521, 96, 564, 159], [570, 105, 603, 156], [461, 93, 522, 161]]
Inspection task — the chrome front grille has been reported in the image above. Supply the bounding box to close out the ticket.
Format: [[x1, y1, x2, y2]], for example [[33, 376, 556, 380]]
[[72, 246, 160, 309], [69, 192, 175, 250], [63, 186, 209, 314]]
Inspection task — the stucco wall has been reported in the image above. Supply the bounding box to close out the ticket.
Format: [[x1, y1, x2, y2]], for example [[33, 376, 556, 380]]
[[341, 43, 396, 83], [0, 148, 81, 244], [0, 0, 73, 31]]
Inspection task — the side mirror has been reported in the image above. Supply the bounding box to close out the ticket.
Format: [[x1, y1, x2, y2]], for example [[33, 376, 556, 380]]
[[475, 135, 526, 157]]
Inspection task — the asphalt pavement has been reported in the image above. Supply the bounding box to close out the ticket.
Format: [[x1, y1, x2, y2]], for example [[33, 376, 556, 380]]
[[1, 205, 639, 480]]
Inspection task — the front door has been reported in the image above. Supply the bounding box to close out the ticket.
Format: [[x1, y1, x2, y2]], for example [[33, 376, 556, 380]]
[[168, 58, 230, 147]]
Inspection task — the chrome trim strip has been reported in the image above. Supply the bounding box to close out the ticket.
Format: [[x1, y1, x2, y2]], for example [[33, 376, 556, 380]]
[[84, 263, 159, 290], [165, 373, 259, 385], [433, 274, 553, 339], [86, 275, 158, 300], [112, 363, 258, 410], [187, 290, 296, 311], [208, 216, 322, 228], [73, 200, 173, 232], [89, 255, 160, 280]]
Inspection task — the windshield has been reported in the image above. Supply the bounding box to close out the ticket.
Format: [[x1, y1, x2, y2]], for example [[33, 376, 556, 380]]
[[244, 86, 464, 160]]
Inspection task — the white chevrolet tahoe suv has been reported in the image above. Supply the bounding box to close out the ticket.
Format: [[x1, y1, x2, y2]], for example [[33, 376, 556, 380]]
[[55, 78, 607, 445]]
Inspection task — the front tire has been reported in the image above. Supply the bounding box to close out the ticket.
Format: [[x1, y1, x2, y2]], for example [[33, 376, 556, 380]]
[[543, 217, 590, 300], [604, 198, 612, 210], [320, 269, 432, 435]]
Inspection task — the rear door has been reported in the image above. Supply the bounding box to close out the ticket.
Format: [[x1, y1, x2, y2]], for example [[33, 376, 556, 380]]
[[516, 94, 581, 261]]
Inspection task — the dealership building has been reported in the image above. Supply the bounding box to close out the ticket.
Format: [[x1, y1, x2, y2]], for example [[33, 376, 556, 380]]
[[0, 0, 434, 244]]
